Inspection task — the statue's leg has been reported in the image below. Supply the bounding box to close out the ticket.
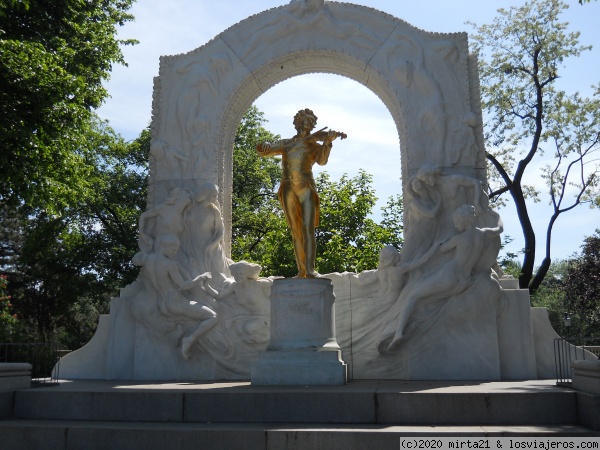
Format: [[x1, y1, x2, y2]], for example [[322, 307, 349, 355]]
[[302, 211, 317, 277], [388, 296, 418, 351], [299, 188, 318, 277], [181, 311, 218, 360], [388, 270, 462, 350], [281, 187, 306, 277]]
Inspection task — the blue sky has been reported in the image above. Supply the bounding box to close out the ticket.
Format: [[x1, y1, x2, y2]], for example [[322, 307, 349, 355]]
[[97, 0, 600, 262]]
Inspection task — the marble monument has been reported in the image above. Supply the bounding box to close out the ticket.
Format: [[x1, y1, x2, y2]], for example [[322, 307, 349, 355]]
[[55, 0, 569, 382]]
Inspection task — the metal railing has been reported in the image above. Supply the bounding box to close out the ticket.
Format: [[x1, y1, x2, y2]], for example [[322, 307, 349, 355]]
[[554, 337, 599, 385], [0, 343, 71, 385]]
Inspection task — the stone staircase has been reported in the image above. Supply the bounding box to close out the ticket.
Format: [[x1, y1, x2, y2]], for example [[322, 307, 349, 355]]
[[0, 379, 597, 449]]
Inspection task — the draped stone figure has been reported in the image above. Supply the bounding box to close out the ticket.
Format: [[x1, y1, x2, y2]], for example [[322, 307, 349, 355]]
[[183, 183, 231, 289], [138, 188, 192, 254], [378, 204, 504, 352], [132, 234, 219, 360]]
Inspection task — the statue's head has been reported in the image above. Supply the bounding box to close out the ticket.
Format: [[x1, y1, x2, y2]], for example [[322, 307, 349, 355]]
[[229, 260, 262, 281], [195, 183, 219, 203], [416, 164, 441, 186], [378, 245, 401, 268], [165, 187, 191, 205], [293, 108, 317, 132], [410, 176, 424, 193], [453, 204, 477, 230], [150, 140, 168, 158]]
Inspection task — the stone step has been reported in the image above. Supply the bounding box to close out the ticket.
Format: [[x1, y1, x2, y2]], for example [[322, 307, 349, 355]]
[[0, 420, 597, 450], [10, 380, 580, 426]]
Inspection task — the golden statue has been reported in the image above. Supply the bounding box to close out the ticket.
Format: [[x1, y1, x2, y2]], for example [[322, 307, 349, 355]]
[[257, 108, 347, 278]]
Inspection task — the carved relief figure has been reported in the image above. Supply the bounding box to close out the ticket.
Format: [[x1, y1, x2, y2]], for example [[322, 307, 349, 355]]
[[409, 165, 487, 243], [138, 188, 192, 253], [380, 204, 503, 352], [257, 108, 346, 278], [133, 234, 219, 360], [448, 111, 478, 165], [184, 183, 231, 288], [217, 261, 272, 345], [235, 0, 382, 63], [402, 165, 442, 259], [189, 114, 212, 177], [174, 54, 233, 178], [353, 245, 403, 296], [166, 54, 233, 179], [176, 76, 216, 158], [431, 39, 460, 66], [390, 35, 448, 165], [150, 140, 189, 180], [354, 245, 436, 304]]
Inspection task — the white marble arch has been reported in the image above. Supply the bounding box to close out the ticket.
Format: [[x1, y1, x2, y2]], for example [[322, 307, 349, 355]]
[[149, 0, 487, 255]]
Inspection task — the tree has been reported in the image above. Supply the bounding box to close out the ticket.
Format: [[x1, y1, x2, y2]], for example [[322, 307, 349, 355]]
[[231, 106, 282, 261], [530, 259, 571, 336], [1, 119, 148, 347], [470, 0, 600, 292], [0, 0, 136, 210], [563, 229, 600, 337], [315, 171, 403, 275], [531, 231, 600, 338], [0, 274, 17, 341]]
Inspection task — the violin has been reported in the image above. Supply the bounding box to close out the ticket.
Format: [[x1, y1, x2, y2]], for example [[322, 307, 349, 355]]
[[309, 126, 347, 141]]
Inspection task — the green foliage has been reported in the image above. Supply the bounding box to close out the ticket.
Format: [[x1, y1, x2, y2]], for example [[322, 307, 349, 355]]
[[501, 259, 523, 279], [0, 0, 136, 210], [315, 171, 403, 274], [1, 120, 148, 347], [231, 106, 283, 263], [530, 232, 600, 338], [563, 230, 600, 336], [530, 259, 570, 334], [0, 274, 18, 341], [469, 0, 600, 292], [531, 284, 570, 336]]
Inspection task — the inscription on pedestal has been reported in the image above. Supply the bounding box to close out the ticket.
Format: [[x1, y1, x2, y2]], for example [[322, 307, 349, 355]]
[[268, 278, 337, 349], [251, 277, 347, 385], [287, 301, 313, 315]]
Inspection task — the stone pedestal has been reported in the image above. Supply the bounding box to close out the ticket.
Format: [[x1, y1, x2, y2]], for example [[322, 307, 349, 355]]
[[251, 278, 347, 385]]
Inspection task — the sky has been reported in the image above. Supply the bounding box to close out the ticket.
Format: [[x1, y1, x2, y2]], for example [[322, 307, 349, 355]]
[[97, 0, 600, 263]]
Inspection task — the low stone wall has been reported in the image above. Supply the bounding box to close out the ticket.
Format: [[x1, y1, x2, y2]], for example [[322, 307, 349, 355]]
[[572, 360, 600, 431], [573, 360, 600, 395], [0, 363, 31, 419]]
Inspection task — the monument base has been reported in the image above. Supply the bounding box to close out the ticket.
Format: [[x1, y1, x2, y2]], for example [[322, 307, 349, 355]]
[[251, 277, 347, 385], [251, 349, 347, 385]]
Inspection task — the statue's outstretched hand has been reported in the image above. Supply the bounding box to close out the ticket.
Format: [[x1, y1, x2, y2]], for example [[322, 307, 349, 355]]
[[327, 130, 347, 141]]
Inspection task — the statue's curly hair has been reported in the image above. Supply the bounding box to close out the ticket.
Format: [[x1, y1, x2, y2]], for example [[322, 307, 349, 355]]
[[293, 108, 317, 128]]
